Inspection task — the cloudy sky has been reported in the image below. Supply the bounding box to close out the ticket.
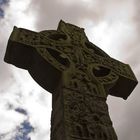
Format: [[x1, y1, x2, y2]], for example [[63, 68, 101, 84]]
[[0, 0, 139, 139]]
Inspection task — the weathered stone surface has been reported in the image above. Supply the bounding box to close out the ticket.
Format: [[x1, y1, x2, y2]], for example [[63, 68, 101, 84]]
[[4, 20, 138, 140]]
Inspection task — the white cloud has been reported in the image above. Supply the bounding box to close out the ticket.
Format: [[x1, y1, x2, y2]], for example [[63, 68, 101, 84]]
[[0, 104, 26, 133], [3, 0, 36, 29]]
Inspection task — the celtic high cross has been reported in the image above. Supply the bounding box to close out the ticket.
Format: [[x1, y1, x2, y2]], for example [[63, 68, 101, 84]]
[[4, 20, 138, 140]]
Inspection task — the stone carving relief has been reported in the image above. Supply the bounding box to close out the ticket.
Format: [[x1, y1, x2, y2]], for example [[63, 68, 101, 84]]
[[4, 20, 138, 140]]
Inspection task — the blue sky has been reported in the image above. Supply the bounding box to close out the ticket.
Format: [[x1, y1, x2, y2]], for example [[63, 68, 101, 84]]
[[14, 120, 33, 140], [0, 0, 9, 18], [0, 0, 140, 140]]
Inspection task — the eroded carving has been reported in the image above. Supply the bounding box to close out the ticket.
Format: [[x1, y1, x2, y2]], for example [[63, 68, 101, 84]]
[[4, 20, 138, 140]]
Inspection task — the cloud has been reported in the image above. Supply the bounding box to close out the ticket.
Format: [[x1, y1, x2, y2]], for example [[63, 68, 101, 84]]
[[0, 0, 51, 139]]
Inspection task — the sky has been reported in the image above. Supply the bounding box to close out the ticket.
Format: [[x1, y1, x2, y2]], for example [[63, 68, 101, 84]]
[[0, 0, 139, 140]]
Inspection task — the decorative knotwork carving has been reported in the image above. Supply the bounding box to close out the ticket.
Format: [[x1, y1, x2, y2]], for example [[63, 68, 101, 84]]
[[4, 20, 138, 140]]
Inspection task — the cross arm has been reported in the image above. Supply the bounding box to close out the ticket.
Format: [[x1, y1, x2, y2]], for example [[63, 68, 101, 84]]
[[4, 26, 40, 69], [95, 55, 138, 100], [86, 41, 138, 100], [4, 26, 62, 93]]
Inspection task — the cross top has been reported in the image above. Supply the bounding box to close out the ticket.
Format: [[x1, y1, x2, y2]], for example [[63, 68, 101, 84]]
[[4, 20, 137, 99]]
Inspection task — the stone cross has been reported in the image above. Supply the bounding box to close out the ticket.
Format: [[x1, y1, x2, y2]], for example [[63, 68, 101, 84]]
[[4, 20, 138, 140]]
